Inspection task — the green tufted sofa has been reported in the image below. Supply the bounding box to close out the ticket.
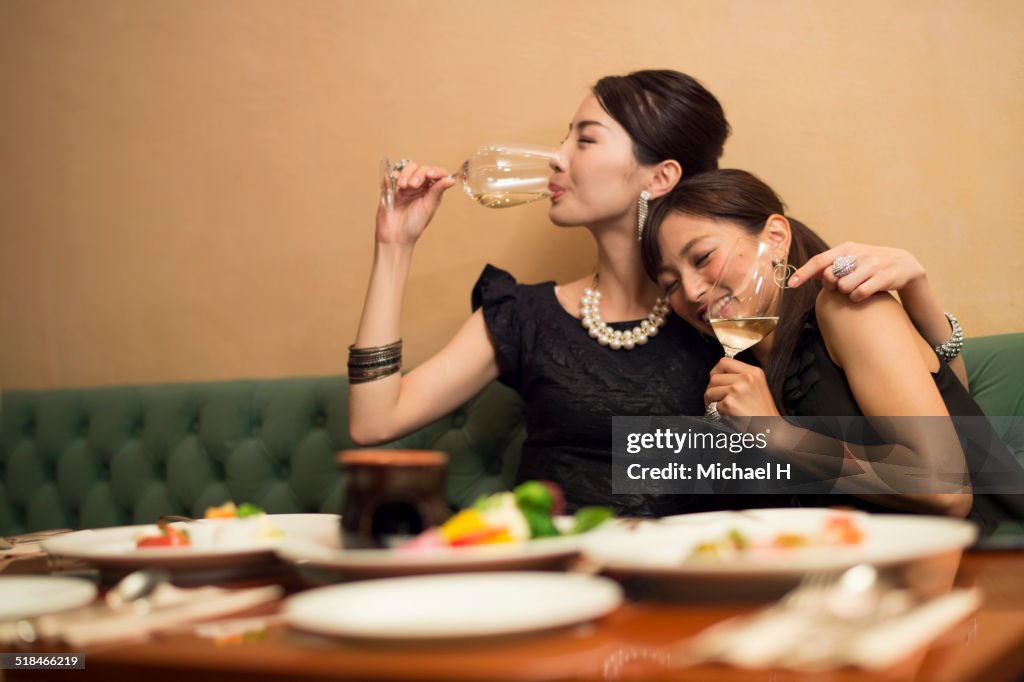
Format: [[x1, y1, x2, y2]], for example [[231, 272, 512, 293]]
[[0, 379, 525, 535], [2, 334, 1022, 535]]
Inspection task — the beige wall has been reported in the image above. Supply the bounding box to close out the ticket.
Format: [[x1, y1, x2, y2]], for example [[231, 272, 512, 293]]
[[1, 0, 1021, 389]]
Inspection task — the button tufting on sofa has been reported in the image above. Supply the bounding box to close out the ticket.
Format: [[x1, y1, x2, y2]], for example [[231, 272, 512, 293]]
[[0, 377, 526, 533]]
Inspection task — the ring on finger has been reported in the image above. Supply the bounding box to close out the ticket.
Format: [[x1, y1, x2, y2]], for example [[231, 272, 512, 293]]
[[831, 255, 857, 278], [392, 158, 412, 172]]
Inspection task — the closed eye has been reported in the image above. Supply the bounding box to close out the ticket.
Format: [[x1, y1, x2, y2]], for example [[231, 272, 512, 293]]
[[694, 251, 712, 267], [660, 279, 679, 295]]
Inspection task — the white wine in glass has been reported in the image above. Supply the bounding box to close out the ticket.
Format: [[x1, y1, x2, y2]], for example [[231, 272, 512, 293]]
[[382, 143, 557, 211], [706, 239, 783, 417], [709, 316, 779, 358]]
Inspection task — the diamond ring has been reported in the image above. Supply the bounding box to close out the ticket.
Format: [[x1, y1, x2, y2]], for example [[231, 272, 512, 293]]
[[831, 255, 857, 278]]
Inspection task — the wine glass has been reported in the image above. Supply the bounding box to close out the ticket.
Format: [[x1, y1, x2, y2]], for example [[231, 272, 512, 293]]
[[381, 143, 557, 211], [705, 238, 784, 417]]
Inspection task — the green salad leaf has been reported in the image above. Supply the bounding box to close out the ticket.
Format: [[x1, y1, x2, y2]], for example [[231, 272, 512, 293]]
[[236, 502, 265, 518]]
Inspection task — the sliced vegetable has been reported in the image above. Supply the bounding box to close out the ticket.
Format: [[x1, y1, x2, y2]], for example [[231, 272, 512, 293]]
[[728, 528, 750, 550], [136, 522, 190, 548], [570, 506, 613, 535], [773, 532, 809, 548], [402, 480, 613, 550], [204, 501, 266, 519], [439, 509, 498, 544], [205, 502, 238, 519], [521, 507, 560, 539], [449, 527, 515, 546], [513, 481, 554, 513], [687, 515, 866, 560], [236, 503, 264, 518], [821, 515, 865, 545]]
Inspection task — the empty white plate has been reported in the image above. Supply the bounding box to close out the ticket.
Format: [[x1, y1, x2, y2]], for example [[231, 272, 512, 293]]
[[0, 576, 97, 620], [283, 571, 623, 640]]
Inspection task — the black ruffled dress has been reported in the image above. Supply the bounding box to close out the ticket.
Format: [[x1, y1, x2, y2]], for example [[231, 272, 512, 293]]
[[472, 265, 722, 516]]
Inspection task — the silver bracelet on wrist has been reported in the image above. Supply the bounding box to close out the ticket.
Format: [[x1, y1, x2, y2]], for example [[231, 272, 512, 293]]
[[934, 312, 964, 362]]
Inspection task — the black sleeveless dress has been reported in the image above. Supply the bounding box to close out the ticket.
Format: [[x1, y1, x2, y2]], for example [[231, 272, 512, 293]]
[[780, 319, 1024, 532], [472, 265, 723, 516]]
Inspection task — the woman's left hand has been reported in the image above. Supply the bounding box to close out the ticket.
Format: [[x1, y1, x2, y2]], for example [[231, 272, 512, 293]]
[[705, 356, 781, 417], [787, 242, 925, 302]]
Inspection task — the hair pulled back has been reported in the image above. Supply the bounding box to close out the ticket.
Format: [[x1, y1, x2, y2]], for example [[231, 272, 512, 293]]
[[593, 70, 730, 175]]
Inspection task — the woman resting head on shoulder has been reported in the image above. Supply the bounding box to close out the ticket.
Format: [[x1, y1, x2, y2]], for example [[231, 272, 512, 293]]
[[641, 168, 976, 519]]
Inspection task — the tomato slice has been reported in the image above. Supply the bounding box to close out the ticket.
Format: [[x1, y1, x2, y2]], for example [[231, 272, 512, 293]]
[[823, 516, 865, 545], [136, 522, 191, 548]]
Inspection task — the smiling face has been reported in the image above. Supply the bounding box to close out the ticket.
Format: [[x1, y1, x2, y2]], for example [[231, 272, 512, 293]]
[[547, 95, 653, 228], [654, 213, 790, 334]]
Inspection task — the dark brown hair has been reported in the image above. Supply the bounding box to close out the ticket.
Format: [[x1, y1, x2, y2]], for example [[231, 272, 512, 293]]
[[593, 70, 730, 175], [641, 169, 830, 411]]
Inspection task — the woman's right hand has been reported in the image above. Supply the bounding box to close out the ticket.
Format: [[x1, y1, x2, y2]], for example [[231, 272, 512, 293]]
[[376, 161, 455, 245], [788, 242, 925, 302]]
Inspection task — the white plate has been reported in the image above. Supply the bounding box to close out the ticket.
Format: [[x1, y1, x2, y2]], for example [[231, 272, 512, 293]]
[[42, 514, 340, 572], [0, 576, 97, 620], [276, 517, 612, 578], [284, 572, 623, 640], [582, 508, 977, 579]]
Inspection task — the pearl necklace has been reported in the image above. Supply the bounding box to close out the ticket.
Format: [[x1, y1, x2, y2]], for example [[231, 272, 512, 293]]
[[579, 275, 671, 350]]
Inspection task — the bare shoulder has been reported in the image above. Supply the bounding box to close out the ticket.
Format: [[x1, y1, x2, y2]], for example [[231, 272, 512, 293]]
[[815, 287, 902, 319], [815, 289, 908, 367]]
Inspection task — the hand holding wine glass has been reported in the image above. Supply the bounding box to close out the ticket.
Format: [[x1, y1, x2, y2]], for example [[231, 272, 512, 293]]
[[705, 238, 785, 417], [376, 160, 455, 246], [381, 144, 557, 212]]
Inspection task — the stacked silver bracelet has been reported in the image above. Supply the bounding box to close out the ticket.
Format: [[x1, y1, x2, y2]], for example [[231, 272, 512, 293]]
[[934, 313, 964, 362], [348, 339, 402, 384]]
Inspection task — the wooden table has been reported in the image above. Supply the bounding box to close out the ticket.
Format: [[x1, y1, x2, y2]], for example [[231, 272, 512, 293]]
[[7, 551, 1024, 682]]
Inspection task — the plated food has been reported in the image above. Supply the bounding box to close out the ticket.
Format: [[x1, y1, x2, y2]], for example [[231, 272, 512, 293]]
[[133, 504, 283, 550], [689, 513, 866, 559], [42, 513, 339, 576], [401, 481, 612, 550], [580, 508, 977, 580], [277, 482, 615, 578]]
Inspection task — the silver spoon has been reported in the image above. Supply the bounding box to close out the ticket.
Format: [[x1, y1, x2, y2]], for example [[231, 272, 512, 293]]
[[105, 567, 171, 614]]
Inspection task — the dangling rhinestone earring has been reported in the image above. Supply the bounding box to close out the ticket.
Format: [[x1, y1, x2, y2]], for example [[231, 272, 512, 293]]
[[636, 190, 650, 241]]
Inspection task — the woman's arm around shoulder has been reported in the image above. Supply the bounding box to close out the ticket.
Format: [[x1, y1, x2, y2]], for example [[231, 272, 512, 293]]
[[814, 288, 972, 517], [791, 243, 967, 387]]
